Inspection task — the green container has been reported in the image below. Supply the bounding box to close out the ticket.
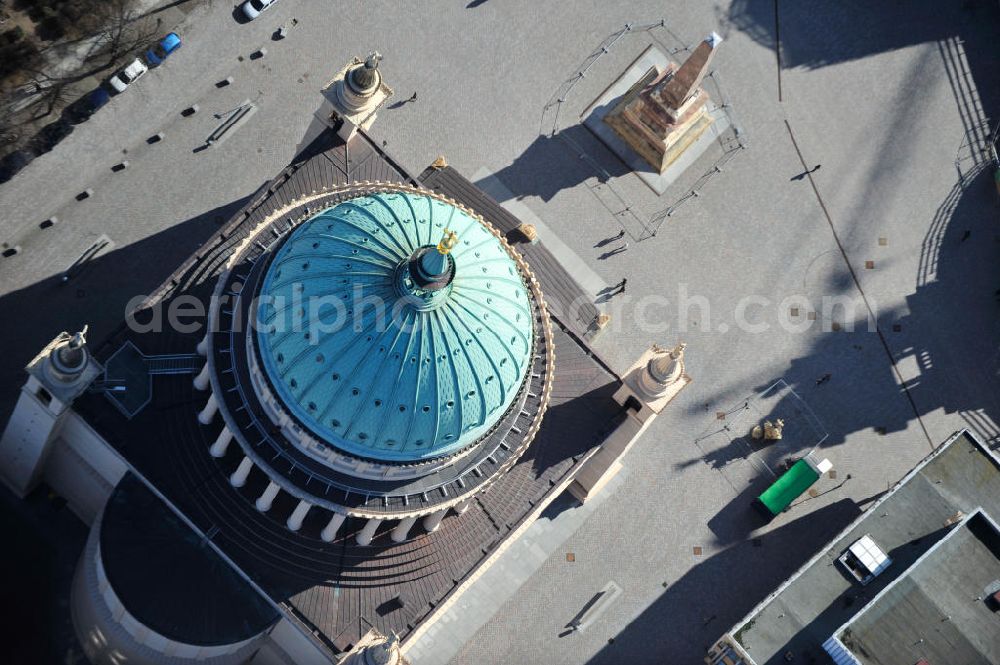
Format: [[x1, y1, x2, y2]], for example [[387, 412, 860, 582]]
[[754, 458, 820, 517]]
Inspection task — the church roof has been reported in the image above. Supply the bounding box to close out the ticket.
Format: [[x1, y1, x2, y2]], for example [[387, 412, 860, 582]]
[[255, 191, 534, 462]]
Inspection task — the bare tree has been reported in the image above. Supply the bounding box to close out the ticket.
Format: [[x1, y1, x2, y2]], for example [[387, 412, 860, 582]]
[[30, 79, 72, 120], [95, 0, 156, 66], [6, 63, 74, 121], [0, 99, 22, 148]]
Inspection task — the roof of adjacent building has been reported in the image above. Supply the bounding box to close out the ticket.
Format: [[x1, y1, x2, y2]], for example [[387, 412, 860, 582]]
[[836, 510, 1000, 665], [256, 192, 534, 462], [718, 431, 1000, 665]]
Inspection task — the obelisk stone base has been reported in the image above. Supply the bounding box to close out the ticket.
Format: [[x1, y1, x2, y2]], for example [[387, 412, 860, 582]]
[[582, 45, 730, 195]]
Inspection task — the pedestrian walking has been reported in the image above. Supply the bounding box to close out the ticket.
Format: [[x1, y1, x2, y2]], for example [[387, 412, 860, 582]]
[[961, 230, 971, 242], [791, 164, 822, 181], [408, 92, 418, 103], [595, 230, 626, 249], [815, 373, 831, 386]]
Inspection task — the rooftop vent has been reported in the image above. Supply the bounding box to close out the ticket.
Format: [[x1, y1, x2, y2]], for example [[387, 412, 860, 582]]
[[837, 534, 892, 586]]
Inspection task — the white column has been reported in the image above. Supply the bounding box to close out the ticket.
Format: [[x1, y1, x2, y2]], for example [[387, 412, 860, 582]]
[[286, 500, 311, 532], [255, 481, 281, 512], [196, 334, 209, 356], [356, 518, 382, 546], [453, 499, 473, 515], [197, 393, 218, 424], [320, 513, 347, 542], [193, 363, 211, 391], [230, 456, 253, 487], [210, 426, 233, 458], [390, 516, 417, 543], [422, 509, 447, 534]]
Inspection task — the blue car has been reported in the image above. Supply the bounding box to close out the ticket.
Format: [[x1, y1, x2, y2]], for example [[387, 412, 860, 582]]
[[144, 33, 182, 66], [64, 88, 110, 123]]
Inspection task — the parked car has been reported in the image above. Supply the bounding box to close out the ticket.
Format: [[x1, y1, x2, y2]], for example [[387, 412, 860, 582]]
[[63, 88, 111, 124], [242, 0, 279, 20], [144, 32, 181, 67], [32, 119, 74, 155], [0, 148, 36, 184], [108, 58, 148, 93]]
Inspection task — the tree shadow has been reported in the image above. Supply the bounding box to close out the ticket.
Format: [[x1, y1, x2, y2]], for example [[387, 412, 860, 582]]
[[136, 0, 205, 20]]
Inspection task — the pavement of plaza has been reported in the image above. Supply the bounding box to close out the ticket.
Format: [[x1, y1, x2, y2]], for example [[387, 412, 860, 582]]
[[0, 1, 997, 664]]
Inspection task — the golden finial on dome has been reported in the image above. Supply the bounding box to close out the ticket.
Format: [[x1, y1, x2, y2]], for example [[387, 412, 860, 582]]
[[437, 229, 459, 255]]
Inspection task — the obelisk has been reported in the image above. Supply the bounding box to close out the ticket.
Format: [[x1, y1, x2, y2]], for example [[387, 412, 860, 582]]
[[604, 33, 722, 173]]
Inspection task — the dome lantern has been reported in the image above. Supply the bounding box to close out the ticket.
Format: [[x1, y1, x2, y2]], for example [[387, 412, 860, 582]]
[[637, 342, 686, 399], [49, 325, 91, 382], [416, 228, 458, 285], [347, 50, 382, 97]]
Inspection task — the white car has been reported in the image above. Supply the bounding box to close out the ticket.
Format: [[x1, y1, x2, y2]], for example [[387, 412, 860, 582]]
[[108, 58, 148, 93], [242, 0, 279, 20]]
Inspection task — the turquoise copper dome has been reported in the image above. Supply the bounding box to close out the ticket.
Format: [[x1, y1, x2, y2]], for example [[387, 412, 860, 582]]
[[255, 191, 534, 462]]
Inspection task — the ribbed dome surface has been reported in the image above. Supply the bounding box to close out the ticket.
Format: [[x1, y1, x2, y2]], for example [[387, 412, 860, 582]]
[[255, 191, 534, 462]]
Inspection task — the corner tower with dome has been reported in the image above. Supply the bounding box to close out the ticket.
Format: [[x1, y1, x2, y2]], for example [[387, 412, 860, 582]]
[[193, 183, 555, 546]]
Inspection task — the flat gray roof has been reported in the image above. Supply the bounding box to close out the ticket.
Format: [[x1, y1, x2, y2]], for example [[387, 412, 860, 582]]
[[839, 511, 1000, 665], [726, 431, 1000, 664]]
